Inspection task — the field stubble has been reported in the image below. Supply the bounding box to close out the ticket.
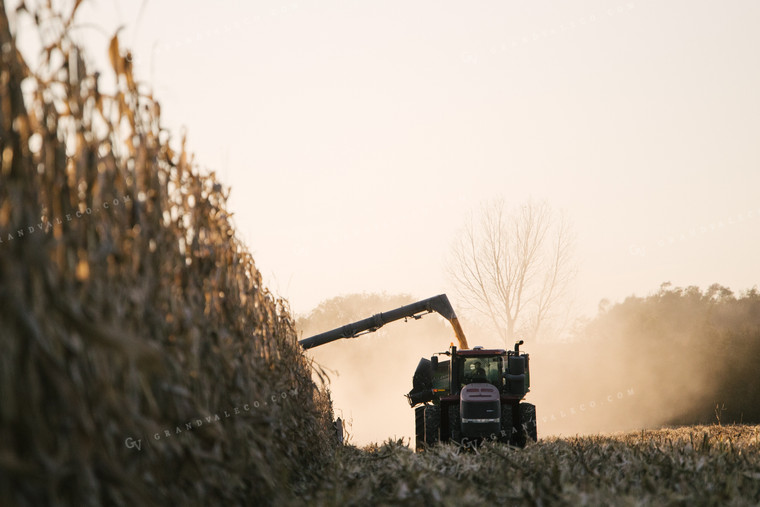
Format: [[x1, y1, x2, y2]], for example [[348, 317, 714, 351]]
[[302, 425, 760, 506]]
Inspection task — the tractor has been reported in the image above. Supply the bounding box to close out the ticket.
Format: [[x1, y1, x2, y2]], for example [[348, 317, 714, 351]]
[[299, 294, 537, 450]]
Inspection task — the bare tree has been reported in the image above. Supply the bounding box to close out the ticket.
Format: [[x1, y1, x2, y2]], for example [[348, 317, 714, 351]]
[[448, 199, 575, 345]]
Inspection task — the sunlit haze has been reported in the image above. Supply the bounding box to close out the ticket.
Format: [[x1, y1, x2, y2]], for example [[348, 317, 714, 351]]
[[12, 0, 758, 317]]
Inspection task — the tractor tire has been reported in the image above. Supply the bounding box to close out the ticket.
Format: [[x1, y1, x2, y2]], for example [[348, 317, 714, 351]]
[[448, 404, 462, 444], [519, 402, 537, 443], [424, 405, 441, 446], [415, 406, 425, 452], [500, 404, 515, 445]]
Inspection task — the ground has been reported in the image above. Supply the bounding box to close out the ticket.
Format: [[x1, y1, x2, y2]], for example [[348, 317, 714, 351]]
[[294, 425, 760, 506]]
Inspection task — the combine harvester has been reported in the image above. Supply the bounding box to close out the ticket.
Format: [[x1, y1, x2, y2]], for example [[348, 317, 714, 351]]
[[299, 295, 537, 450]]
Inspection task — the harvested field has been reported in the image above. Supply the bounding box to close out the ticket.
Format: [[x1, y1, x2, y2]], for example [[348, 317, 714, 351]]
[[304, 425, 760, 506]]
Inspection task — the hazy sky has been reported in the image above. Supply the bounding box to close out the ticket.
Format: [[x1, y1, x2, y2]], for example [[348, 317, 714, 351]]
[[12, 0, 760, 320]]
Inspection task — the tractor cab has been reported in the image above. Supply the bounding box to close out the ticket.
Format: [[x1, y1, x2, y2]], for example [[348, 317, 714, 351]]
[[408, 342, 530, 406], [455, 344, 531, 397], [458, 350, 505, 388]]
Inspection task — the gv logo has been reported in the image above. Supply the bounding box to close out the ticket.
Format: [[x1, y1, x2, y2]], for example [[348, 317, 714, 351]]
[[124, 437, 142, 451]]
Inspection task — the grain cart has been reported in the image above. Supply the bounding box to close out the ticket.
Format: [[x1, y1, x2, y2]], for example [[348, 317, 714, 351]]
[[299, 294, 537, 450]]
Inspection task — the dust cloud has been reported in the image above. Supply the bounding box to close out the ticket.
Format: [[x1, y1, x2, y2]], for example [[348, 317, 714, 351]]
[[299, 296, 455, 446], [298, 288, 760, 446]]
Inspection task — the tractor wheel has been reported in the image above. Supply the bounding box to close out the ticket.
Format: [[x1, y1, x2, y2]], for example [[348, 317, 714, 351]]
[[414, 406, 425, 452], [448, 405, 462, 444], [424, 405, 441, 446], [519, 402, 537, 443], [500, 404, 514, 445]]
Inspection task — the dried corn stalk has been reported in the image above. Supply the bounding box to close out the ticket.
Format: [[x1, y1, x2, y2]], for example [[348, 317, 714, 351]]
[[0, 2, 336, 505]]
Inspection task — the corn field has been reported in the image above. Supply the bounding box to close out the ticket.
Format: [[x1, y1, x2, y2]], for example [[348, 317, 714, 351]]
[[0, 2, 336, 505]]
